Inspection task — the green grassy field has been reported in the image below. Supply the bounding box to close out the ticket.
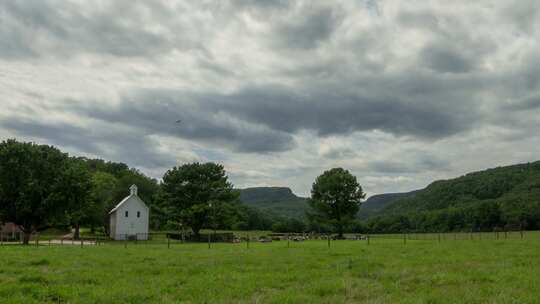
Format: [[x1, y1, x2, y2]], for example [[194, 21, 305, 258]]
[[1, 235, 539, 303]]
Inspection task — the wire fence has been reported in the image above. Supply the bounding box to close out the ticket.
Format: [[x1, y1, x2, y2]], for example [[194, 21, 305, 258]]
[[0, 229, 534, 248]]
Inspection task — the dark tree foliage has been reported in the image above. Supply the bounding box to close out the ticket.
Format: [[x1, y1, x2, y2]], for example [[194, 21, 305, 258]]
[[365, 161, 540, 233], [82, 159, 160, 231], [60, 158, 93, 240], [0, 140, 296, 237], [0, 140, 89, 244], [308, 168, 365, 238], [89, 171, 118, 233], [271, 218, 306, 233], [78, 157, 129, 177], [160, 162, 239, 237]]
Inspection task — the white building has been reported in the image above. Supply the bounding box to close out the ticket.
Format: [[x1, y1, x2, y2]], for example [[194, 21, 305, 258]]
[[109, 185, 149, 240]]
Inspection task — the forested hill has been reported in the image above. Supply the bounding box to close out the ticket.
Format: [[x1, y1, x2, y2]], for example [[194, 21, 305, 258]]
[[366, 161, 540, 233], [239, 187, 308, 218], [358, 190, 419, 220]]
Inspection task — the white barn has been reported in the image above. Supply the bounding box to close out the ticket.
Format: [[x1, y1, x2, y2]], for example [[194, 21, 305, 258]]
[[109, 185, 149, 240]]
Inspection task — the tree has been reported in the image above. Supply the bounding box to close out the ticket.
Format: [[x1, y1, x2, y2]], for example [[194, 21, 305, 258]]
[[83, 158, 160, 230], [308, 168, 365, 238], [61, 158, 93, 240], [160, 162, 238, 237], [110, 169, 158, 206], [0, 140, 73, 244], [89, 171, 118, 233]]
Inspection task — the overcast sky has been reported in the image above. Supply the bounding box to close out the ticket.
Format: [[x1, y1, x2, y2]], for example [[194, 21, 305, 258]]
[[1, 1, 540, 197]]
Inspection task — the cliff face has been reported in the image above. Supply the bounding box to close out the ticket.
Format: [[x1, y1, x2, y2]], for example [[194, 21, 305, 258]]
[[239, 187, 307, 218]]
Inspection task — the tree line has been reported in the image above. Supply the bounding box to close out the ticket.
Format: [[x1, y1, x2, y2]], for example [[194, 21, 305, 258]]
[[365, 161, 540, 233], [5, 139, 536, 242], [0, 139, 367, 243]]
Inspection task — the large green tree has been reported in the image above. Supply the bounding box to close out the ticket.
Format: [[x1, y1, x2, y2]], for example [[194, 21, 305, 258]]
[[0, 140, 79, 244], [308, 168, 365, 238], [160, 162, 238, 237], [57, 158, 94, 240], [83, 159, 160, 231], [89, 171, 118, 233]]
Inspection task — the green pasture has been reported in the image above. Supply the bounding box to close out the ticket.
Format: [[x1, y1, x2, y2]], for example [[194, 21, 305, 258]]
[[1, 234, 539, 303]]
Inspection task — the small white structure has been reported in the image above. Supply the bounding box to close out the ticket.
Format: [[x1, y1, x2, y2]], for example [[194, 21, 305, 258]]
[[109, 185, 149, 240]]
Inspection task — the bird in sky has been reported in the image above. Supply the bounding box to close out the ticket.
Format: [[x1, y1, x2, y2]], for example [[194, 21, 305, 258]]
[[176, 119, 182, 123]]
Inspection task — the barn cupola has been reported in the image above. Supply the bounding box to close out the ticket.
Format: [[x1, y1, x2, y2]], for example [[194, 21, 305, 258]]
[[130, 184, 138, 196]]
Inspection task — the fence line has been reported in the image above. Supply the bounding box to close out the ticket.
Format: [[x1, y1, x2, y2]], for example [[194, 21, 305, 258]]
[[0, 229, 535, 249]]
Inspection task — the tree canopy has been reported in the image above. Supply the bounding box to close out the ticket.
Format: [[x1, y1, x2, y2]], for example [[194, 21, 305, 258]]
[[365, 161, 540, 233], [0, 140, 88, 243], [308, 168, 365, 238], [159, 162, 239, 236]]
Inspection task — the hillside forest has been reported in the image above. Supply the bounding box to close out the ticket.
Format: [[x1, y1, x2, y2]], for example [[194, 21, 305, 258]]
[[1, 139, 540, 239]]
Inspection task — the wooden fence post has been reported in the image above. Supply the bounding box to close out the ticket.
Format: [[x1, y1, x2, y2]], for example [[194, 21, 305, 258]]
[[80, 239, 83, 248], [167, 234, 170, 249], [246, 233, 250, 249], [35, 234, 39, 247], [327, 234, 331, 248]]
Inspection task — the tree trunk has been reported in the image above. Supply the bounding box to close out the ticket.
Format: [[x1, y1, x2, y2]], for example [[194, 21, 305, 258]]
[[23, 231, 32, 245], [192, 226, 201, 241], [74, 224, 80, 240], [337, 223, 344, 239]]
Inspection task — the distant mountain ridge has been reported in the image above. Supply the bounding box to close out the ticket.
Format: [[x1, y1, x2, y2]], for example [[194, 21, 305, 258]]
[[367, 161, 540, 232], [238, 187, 307, 218], [238, 161, 540, 232], [238, 186, 421, 220], [359, 190, 419, 219], [383, 161, 540, 214]]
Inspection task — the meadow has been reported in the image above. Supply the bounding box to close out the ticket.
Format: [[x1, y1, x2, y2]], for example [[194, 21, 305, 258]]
[[1, 233, 539, 303]]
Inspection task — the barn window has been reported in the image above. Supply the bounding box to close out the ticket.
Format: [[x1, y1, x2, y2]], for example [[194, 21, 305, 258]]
[[125, 211, 128, 217], [137, 211, 140, 218]]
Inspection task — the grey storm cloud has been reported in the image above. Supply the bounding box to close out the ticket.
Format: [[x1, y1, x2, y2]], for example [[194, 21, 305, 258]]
[[420, 44, 475, 74], [504, 95, 540, 111], [368, 157, 449, 174], [213, 85, 475, 139], [66, 90, 296, 153], [63, 82, 478, 155], [274, 7, 342, 49], [1, 119, 175, 168], [0, 1, 198, 58], [2, 0, 540, 195]]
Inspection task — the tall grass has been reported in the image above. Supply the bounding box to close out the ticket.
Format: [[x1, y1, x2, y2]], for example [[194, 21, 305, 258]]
[[1, 236, 540, 303]]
